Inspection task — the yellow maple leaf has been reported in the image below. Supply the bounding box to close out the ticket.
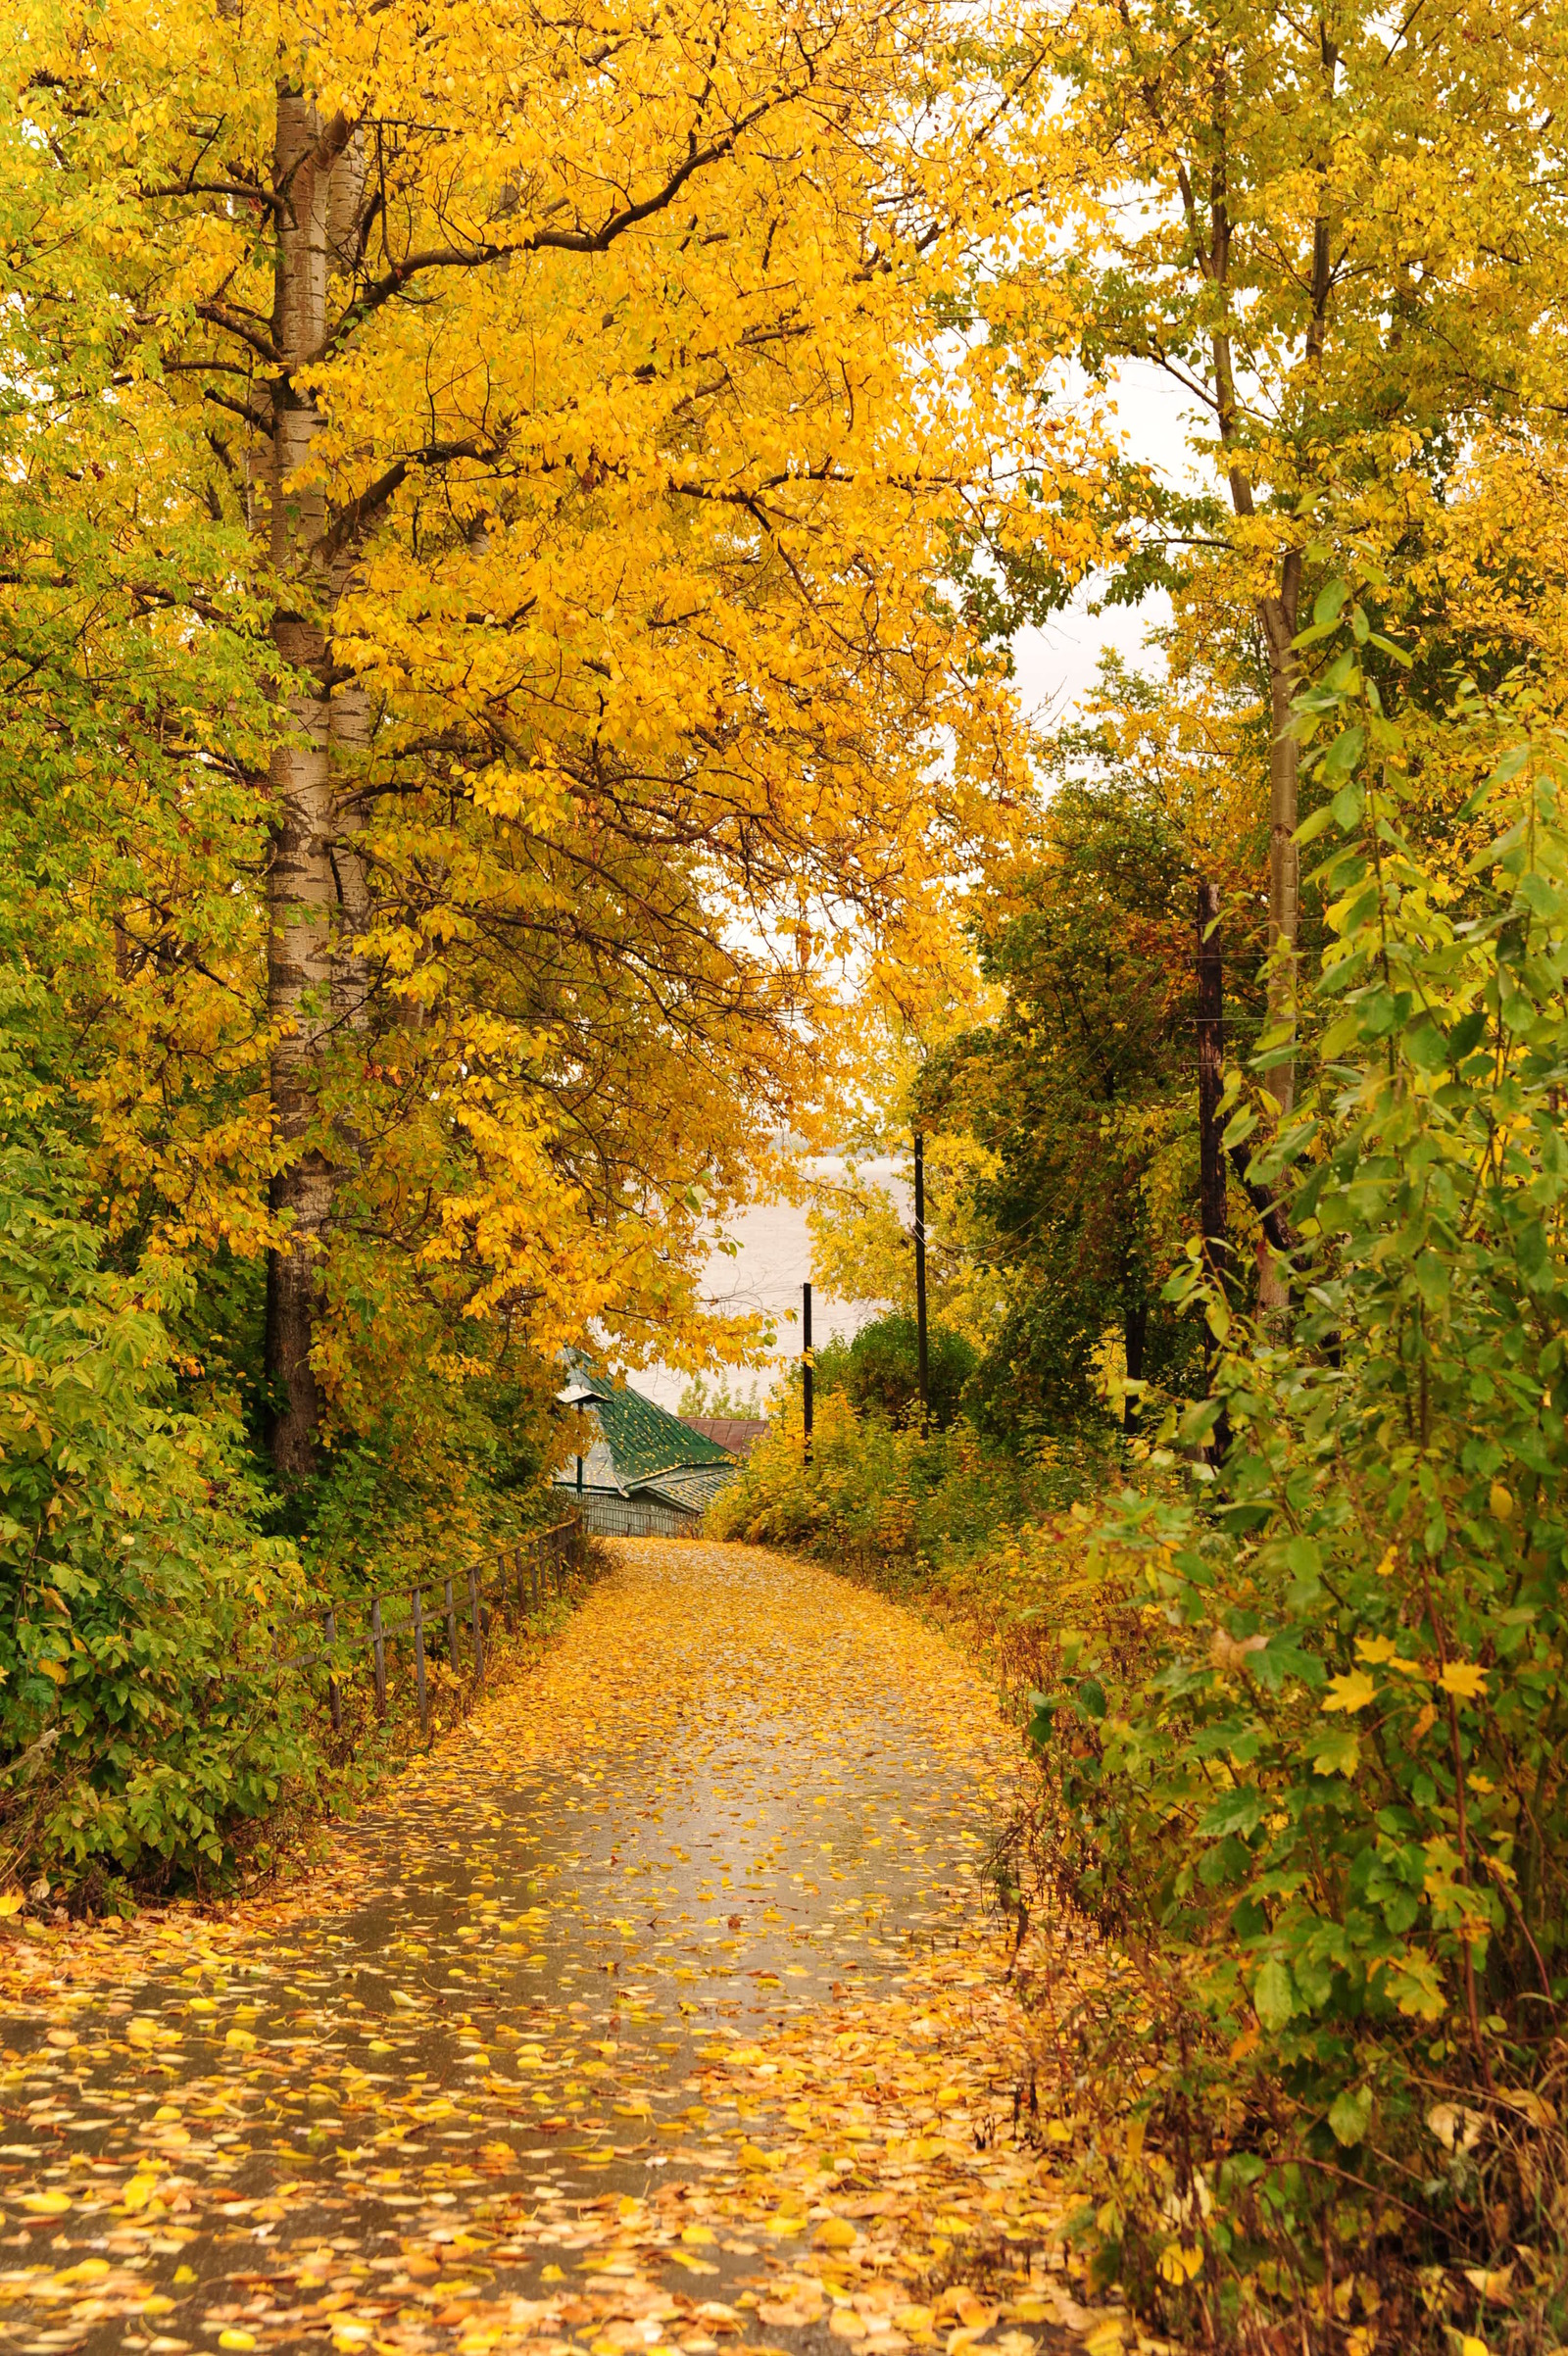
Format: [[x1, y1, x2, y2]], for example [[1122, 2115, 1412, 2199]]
[[1322, 1671, 1378, 1713], [1439, 1662, 1489, 1699]]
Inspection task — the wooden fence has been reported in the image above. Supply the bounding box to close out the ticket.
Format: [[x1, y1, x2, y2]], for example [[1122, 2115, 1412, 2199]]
[[278, 1514, 583, 1742]]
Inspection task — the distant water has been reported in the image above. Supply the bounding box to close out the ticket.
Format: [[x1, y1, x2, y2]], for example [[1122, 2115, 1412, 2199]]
[[635, 1153, 906, 1409]]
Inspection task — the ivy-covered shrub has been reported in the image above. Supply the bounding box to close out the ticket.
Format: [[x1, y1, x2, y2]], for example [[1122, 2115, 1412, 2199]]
[[1015, 620, 1568, 2347]]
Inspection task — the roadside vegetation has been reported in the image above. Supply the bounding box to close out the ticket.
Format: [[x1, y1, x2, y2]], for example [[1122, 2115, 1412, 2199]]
[[724, 646, 1568, 2349]]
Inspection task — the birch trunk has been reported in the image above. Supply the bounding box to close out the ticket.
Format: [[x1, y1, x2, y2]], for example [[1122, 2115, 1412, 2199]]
[[263, 86, 361, 1478]]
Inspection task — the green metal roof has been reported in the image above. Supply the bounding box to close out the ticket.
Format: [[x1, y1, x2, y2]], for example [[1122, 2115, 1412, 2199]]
[[639, 1464, 737, 1513], [567, 1363, 735, 1487]]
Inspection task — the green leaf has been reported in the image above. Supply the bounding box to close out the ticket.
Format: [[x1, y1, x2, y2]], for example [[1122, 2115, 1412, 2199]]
[[1322, 726, 1366, 781], [1447, 1007, 1488, 1061], [1077, 1676, 1106, 1721], [1331, 781, 1364, 831], [1403, 1014, 1448, 1073], [1252, 1957, 1295, 2031], [1312, 580, 1349, 630], [1328, 2084, 1372, 2147], [1310, 1724, 1361, 1778]]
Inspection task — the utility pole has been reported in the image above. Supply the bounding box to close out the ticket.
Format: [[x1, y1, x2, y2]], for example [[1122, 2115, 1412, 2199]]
[[802, 1280, 813, 1458], [913, 1131, 929, 1425]]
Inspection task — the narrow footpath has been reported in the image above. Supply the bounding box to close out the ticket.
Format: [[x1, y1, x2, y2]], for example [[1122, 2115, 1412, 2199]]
[[0, 1542, 1119, 2356]]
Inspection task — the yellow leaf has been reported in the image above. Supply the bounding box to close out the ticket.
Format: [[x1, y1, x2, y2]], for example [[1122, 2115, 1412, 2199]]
[[219, 2333, 257, 2352], [22, 2190, 71, 2214], [0, 1890, 23, 1918], [1489, 1482, 1514, 1522], [1322, 1671, 1378, 1713], [1440, 1661, 1488, 1700], [816, 2218, 858, 2249]]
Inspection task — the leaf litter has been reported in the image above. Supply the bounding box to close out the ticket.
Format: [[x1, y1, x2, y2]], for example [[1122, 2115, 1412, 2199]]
[[0, 1541, 1138, 2356]]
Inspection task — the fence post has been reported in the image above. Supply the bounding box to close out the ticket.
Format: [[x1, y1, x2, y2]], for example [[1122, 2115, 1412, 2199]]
[[531, 1546, 540, 1611], [370, 1595, 387, 1719], [514, 1546, 525, 1621], [412, 1587, 429, 1742], [325, 1608, 342, 1735], [468, 1564, 484, 1683], [444, 1575, 460, 1671]]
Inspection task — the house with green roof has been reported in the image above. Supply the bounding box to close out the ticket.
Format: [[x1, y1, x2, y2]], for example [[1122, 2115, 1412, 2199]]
[[553, 1359, 740, 1536]]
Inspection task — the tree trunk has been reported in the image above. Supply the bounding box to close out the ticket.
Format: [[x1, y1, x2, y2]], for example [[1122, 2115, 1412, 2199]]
[[1195, 880, 1227, 1285], [1255, 565, 1300, 1317], [263, 87, 360, 1479], [1258, 561, 1302, 1117], [1123, 1298, 1147, 1434], [1196, 879, 1232, 1462]]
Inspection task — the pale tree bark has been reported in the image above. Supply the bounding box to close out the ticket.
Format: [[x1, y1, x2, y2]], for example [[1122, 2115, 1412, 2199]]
[[263, 87, 364, 1478]]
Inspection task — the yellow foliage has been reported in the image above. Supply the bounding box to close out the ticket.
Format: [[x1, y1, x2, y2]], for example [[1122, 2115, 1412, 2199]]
[[2, 0, 1108, 1453]]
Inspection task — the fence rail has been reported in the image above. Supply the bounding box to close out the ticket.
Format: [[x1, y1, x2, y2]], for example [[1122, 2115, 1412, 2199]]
[[279, 1514, 583, 1742]]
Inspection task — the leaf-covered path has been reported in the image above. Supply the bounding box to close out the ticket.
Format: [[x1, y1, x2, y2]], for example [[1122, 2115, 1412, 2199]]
[[0, 1543, 1113, 2356]]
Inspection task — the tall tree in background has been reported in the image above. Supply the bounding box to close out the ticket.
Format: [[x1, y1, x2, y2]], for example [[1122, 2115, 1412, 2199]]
[[1003, 0, 1568, 1297], [932, 761, 1200, 1435]]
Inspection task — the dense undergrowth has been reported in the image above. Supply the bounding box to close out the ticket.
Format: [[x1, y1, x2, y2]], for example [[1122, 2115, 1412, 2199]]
[[0, 1059, 594, 1908], [717, 644, 1568, 2352], [707, 1386, 1103, 1577]]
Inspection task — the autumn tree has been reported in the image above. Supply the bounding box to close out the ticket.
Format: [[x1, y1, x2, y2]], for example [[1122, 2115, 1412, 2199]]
[[995, 0, 1568, 1304], [9, 0, 1079, 1476]]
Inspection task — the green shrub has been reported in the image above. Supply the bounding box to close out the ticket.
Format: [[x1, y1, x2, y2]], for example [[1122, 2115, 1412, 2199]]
[[811, 1311, 978, 1428], [1013, 621, 1568, 2346], [0, 1116, 317, 1896], [708, 1385, 1096, 1570]]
